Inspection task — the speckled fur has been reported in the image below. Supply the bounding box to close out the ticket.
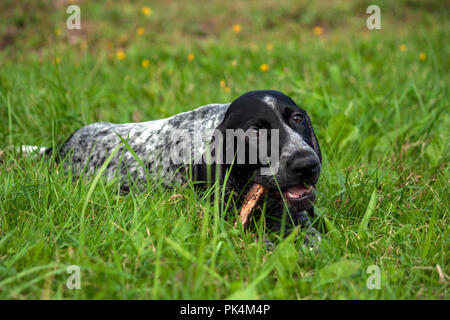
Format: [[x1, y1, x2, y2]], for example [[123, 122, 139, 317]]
[[58, 103, 230, 190]]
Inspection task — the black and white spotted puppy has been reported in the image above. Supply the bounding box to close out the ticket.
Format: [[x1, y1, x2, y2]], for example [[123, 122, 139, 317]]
[[56, 90, 322, 243]]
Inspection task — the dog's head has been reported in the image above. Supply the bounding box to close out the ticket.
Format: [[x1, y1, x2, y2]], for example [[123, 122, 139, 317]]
[[197, 90, 321, 214]]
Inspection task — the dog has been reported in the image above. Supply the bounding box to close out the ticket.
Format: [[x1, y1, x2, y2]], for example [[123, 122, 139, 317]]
[[54, 90, 322, 244]]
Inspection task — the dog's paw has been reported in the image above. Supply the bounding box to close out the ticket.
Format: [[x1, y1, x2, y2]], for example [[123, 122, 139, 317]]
[[302, 226, 322, 251], [290, 211, 321, 251]]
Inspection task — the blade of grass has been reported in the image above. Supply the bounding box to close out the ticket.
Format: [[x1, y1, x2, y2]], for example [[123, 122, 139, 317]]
[[79, 143, 122, 257], [421, 202, 437, 260], [165, 237, 228, 287], [358, 187, 377, 233]]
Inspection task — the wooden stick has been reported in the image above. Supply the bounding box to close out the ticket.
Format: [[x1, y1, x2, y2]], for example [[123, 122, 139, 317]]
[[238, 183, 267, 228]]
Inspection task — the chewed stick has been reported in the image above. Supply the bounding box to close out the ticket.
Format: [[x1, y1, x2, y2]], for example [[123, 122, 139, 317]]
[[237, 183, 267, 228]]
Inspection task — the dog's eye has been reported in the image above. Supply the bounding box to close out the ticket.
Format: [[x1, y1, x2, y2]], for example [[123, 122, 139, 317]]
[[292, 114, 303, 123]]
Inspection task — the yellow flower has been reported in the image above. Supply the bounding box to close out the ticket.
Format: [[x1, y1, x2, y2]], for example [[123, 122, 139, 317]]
[[419, 52, 426, 61], [313, 26, 323, 36], [117, 50, 126, 60], [188, 53, 195, 61], [220, 80, 226, 88], [141, 59, 150, 68], [232, 24, 242, 33], [259, 63, 269, 72], [54, 57, 60, 64], [231, 60, 237, 67], [224, 86, 231, 93], [55, 28, 62, 36], [137, 28, 145, 36], [142, 7, 152, 16], [266, 43, 273, 51], [399, 44, 407, 52]]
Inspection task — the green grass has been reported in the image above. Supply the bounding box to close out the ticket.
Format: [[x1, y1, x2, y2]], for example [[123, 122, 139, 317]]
[[0, 0, 448, 299]]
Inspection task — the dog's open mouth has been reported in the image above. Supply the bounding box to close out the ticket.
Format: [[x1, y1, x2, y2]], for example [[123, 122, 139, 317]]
[[237, 183, 316, 228], [269, 185, 316, 205]]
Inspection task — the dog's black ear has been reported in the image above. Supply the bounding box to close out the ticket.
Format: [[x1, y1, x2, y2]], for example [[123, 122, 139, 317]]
[[193, 121, 229, 189], [304, 113, 321, 163], [214, 114, 237, 167]]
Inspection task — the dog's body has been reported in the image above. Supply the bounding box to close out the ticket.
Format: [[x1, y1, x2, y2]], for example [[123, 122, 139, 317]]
[[56, 90, 322, 243], [59, 103, 230, 191]]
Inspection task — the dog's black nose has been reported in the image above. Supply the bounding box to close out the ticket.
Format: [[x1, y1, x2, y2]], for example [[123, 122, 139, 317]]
[[288, 151, 320, 177]]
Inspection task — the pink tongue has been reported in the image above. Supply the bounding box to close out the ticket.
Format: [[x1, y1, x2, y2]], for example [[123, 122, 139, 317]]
[[284, 186, 309, 199]]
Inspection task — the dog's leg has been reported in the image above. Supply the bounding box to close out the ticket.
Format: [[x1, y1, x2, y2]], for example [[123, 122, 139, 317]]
[[290, 211, 321, 249], [263, 208, 321, 251]]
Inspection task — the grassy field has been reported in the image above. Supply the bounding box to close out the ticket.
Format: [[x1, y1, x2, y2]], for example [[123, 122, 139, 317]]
[[0, 0, 448, 299]]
